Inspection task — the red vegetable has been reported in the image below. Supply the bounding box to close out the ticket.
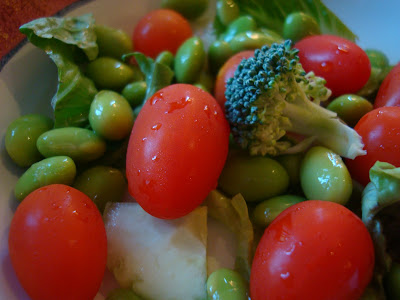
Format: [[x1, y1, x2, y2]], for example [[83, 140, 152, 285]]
[[8, 184, 107, 300], [132, 9, 193, 58], [126, 84, 230, 219], [250, 200, 374, 300], [374, 62, 400, 108], [295, 35, 371, 96], [346, 106, 400, 186]]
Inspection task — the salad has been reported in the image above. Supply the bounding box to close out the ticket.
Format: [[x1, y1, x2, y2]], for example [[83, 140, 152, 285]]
[[1, 0, 400, 299]]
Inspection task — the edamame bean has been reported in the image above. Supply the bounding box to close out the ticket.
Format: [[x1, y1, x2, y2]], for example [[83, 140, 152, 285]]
[[73, 166, 126, 212], [326, 94, 373, 127], [207, 268, 248, 300], [36, 127, 106, 163], [194, 72, 214, 93], [121, 81, 147, 107], [216, 0, 240, 26], [208, 40, 234, 74], [283, 12, 320, 42], [300, 146, 352, 205], [385, 262, 400, 299], [222, 15, 257, 43], [365, 49, 390, 70], [106, 288, 143, 300], [5, 114, 54, 167], [228, 31, 277, 53], [161, 0, 208, 20], [218, 149, 289, 202], [259, 28, 284, 43], [276, 153, 304, 187], [86, 57, 135, 90], [155, 50, 174, 68], [252, 194, 305, 227], [95, 25, 133, 59], [174, 37, 206, 83], [89, 90, 134, 141], [14, 156, 76, 201]]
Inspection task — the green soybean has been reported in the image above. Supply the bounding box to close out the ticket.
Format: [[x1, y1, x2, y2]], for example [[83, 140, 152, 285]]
[[259, 28, 285, 43], [276, 153, 304, 187], [216, 0, 240, 26], [36, 127, 106, 163], [207, 268, 248, 300], [194, 72, 214, 93], [155, 50, 174, 68], [73, 166, 126, 213], [228, 31, 277, 53], [326, 94, 373, 127], [5, 114, 54, 167], [218, 149, 289, 202], [95, 25, 133, 60], [365, 49, 390, 70], [252, 194, 305, 227], [174, 37, 206, 83], [300, 146, 352, 205], [208, 40, 234, 74], [89, 90, 134, 141], [86, 57, 135, 90], [161, 0, 208, 20], [121, 81, 147, 107], [222, 15, 257, 43], [283, 12, 320, 42], [14, 156, 76, 201], [106, 288, 143, 300]]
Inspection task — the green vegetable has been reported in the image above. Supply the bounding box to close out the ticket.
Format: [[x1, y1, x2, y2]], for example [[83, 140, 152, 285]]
[[233, 0, 357, 41], [216, 0, 240, 26], [224, 41, 365, 159], [207, 268, 249, 299], [361, 161, 400, 298], [228, 31, 278, 53], [174, 37, 206, 83], [300, 146, 352, 205], [86, 57, 135, 90], [73, 166, 126, 212], [5, 114, 54, 167], [385, 262, 400, 299], [14, 156, 76, 201], [204, 190, 254, 281], [36, 127, 106, 163], [326, 94, 373, 127], [121, 81, 147, 107], [154, 50, 174, 68], [222, 15, 258, 43], [194, 72, 214, 93], [283, 12, 320, 42], [20, 14, 98, 128], [106, 288, 143, 300], [218, 149, 289, 202], [252, 194, 304, 227], [161, 0, 209, 19], [89, 90, 134, 141], [95, 24, 133, 59], [276, 152, 303, 187], [208, 40, 234, 74]]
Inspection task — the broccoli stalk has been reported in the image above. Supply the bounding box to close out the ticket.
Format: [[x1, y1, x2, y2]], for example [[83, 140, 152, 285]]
[[224, 40, 366, 159]]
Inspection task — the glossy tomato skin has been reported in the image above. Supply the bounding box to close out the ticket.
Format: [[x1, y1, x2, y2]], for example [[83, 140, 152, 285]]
[[346, 106, 400, 186], [250, 200, 374, 300], [214, 50, 255, 112], [295, 35, 371, 96], [133, 9, 192, 58], [374, 62, 400, 108], [126, 84, 230, 219], [8, 184, 107, 300]]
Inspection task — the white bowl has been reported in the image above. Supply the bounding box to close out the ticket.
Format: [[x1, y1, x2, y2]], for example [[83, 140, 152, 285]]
[[1, 0, 399, 299]]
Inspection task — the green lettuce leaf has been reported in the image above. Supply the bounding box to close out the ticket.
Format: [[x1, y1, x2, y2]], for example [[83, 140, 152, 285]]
[[232, 0, 357, 42], [361, 161, 400, 299], [204, 190, 254, 281], [20, 14, 98, 128]]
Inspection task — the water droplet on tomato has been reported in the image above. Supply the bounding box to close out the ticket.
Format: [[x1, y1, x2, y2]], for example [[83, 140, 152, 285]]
[[280, 272, 290, 279], [152, 155, 159, 162], [166, 96, 192, 113], [320, 61, 333, 72], [150, 92, 163, 105], [337, 45, 349, 53], [151, 123, 162, 130]]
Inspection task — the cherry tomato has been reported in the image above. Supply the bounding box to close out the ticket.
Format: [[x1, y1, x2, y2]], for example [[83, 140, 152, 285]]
[[374, 62, 400, 108], [345, 106, 400, 186], [133, 9, 193, 58], [8, 184, 107, 300], [295, 35, 371, 96], [126, 84, 230, 219], [214, 50, 255, 112], [250, 200, 374, 300]]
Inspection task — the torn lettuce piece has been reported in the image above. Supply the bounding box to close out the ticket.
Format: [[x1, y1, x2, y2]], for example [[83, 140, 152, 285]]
[[20, 14, 98, 127], [361, 161, 400, 299], [204, 190, 254, 281]]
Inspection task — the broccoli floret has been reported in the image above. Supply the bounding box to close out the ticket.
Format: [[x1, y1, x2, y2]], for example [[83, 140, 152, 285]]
[[224, 40, 366, 159]]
